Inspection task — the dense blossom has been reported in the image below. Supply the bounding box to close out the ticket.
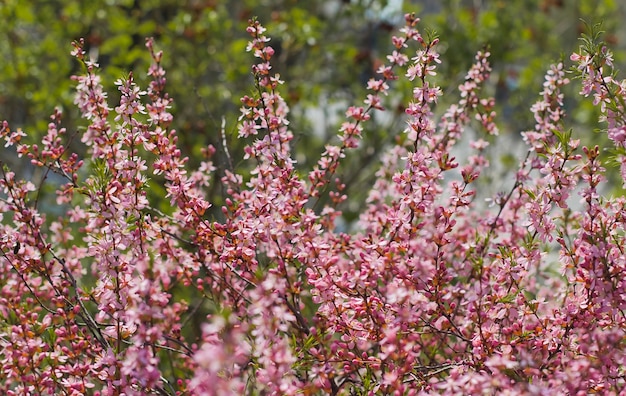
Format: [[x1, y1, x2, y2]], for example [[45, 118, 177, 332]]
[[1, 14, 626, 396]]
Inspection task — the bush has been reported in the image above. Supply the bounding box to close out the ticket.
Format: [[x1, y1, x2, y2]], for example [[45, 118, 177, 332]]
[[1, 14, 626, 395]]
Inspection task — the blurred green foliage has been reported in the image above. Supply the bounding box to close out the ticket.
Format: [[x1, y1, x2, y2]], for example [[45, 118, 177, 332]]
[[431, 0, 623, 129], [1, 0, 625, 216]]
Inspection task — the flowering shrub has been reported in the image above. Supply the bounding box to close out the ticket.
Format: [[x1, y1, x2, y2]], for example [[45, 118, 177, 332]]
[[1, 13, 626, 395]]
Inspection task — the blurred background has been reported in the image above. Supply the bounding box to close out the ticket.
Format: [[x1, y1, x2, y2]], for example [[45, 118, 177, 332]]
[[1, 0, 625, 220]]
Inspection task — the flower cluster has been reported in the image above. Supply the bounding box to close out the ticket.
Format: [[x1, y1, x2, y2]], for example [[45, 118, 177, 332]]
[[1, 13, 626, 396]]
